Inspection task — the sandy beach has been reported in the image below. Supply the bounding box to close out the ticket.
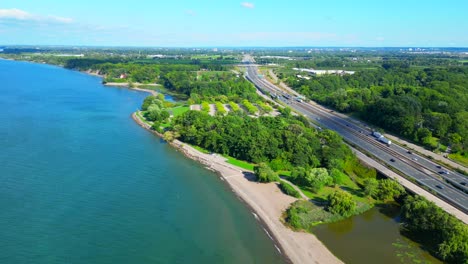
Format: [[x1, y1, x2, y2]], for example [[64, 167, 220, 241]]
[[132, 112, 343, 264]]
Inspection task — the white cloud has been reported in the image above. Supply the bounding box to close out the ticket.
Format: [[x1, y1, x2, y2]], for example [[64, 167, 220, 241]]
[[241, 2, 255, 9], [0, 8, 73, 24], [0, 8, 31, 20]]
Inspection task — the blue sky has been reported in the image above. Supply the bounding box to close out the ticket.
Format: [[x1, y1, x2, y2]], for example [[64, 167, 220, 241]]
[[0, 0, 467, 47]]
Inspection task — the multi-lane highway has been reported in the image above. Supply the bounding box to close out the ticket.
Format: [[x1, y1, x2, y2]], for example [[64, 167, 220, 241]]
[[242, 58, 468, 214]]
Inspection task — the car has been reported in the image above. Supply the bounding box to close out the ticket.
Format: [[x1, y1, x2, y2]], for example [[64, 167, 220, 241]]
[[436, 165, 442, 169], [460, 182, 466, 186], [407, 150, 412, 154], [412, 157, 418, 161], [390, 158, 395, 162], [436, 185, 444, 189]]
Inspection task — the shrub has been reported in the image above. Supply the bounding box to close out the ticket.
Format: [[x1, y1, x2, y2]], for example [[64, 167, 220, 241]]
[[279, 181, 301, 198], [254, 162, 279, 183]]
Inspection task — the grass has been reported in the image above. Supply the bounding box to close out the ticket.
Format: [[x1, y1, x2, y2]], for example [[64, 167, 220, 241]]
[[279, 181, 302, 198], [224, 156, 256, 171], [169, 106, 190, 117], [448, 153, 468, 167], [189, 144, 211, 154]]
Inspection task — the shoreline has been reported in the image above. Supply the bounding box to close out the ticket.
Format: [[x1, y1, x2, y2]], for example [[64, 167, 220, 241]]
[[131, 112, 343, 264], [2, 57, 341, 263]]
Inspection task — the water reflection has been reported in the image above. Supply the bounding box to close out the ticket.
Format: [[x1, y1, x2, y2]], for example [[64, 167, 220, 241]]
[[313, 204, 442, 264]]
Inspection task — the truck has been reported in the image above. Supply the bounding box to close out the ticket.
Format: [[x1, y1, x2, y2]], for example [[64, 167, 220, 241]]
[[379, 137, 392, 146], [372, 131, 383, 139], [372, 131, 391, 146]]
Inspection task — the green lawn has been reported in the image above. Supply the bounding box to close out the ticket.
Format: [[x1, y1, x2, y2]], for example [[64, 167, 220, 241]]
[[169, 106, 190, 117], [190, 144, 211, 154], [224, 156, 256, 171]]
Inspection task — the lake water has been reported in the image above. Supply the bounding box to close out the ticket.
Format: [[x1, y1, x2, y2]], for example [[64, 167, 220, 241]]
[[313, 204, 442, 264], [0, 60, 284, 264]]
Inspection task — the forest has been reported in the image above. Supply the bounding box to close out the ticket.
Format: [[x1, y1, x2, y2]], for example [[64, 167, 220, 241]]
[[278, 63, 468, 159]]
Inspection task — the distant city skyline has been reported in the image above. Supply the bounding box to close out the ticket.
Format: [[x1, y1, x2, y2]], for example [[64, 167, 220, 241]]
[[0, 0, 467, 47]]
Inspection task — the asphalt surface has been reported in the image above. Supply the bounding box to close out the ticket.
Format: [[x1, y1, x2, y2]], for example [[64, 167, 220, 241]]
[[243, 61, 468, 214]]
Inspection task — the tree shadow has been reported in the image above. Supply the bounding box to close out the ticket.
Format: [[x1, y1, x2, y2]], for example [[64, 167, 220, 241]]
[[310, 197, 328, 206], [340, 186, 365, 198], [376, 203, 401, 221], [242, 171, 258, 182]]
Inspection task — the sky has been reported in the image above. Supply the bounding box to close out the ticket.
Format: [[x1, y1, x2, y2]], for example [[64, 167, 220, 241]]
[[0, 0, 467, 47]]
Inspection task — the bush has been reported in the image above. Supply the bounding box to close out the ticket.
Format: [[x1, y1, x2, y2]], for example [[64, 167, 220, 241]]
[[228, 101, 241, 112], [327, 190, 356, 217], [215, 102, 227, 115], [373, 179, 405, 201], [201, 101, 210, 112], [242, 99, 258, 115], [254, 162, 279, 183], [257, 101, 273, 113], [279, 181, 301, 198]]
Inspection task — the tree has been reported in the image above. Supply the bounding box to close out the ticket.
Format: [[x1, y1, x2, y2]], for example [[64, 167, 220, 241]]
[[415, 127, 432, 142], [327, 190, 356, 217], [374, 179, 405, 201], [254, 163, 279, 183], [141, 95, 156, 110], [330, 168, 347, 185], [160, 110, 170, 122], [307, 168, 333, 192], [294, 168, 333, 192], [163, 131, 179, 142], [401, 195, 468, 263], [363, 178, 379, 197]]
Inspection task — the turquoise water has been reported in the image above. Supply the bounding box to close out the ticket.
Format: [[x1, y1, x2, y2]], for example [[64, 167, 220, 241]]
[[0, 60, 284, 264]]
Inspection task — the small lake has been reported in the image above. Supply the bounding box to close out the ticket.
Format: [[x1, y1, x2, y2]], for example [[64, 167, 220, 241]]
[[313, 204, 442, 264]]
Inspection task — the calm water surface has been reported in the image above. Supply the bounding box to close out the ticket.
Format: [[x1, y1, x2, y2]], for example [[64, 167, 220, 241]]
[[0, 60, 283, 264], [313, 205, 442, 264]]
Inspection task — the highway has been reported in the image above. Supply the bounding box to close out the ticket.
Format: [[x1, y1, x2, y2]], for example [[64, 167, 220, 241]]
[[242, 58, 468, 214]]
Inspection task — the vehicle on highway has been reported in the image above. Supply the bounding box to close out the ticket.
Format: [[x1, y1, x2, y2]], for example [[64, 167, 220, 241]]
[[379, 137, 392, 146], [390, 158, 395, 162], [407, 150, 412, 154], [436, 165, 442, 169], [461, 182, 466, 186], [436, 185, 444, 189], [412, 157, 418, 161], [372, 131, 392, 146]]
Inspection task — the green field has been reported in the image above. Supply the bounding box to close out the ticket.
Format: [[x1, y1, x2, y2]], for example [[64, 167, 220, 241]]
[[169, 106, 190, 117], [224, 156, 256, 171]]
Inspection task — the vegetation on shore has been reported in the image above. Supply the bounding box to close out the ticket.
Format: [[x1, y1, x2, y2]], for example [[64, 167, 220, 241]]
[[401, 196, 468, 263]]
